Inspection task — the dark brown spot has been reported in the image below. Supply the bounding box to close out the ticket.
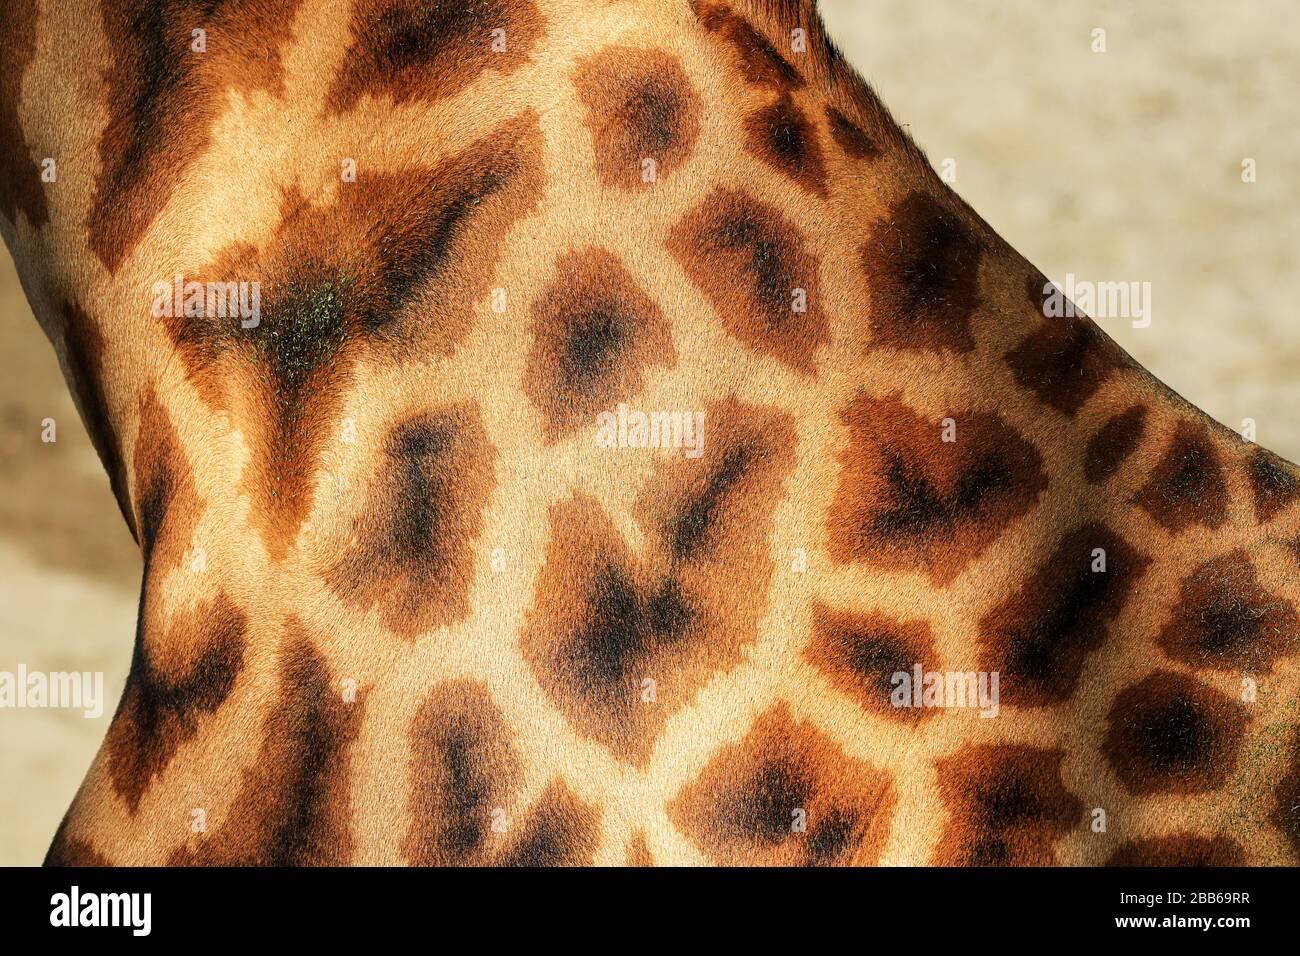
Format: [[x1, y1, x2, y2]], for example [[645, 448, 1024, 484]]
[[668, 187, 828, 374], [826, 105, 880, 160], [324, 405, 495, 639], [745, 98, 827, 195], [132, 387, 200, 581], [933, 745, 1083, 866], [980, 524, 1149, 707], [861, 192, 983, 354], [402, 680, 522, 866], [496, 781, 601, 867], [692, 0, 804, 90], [523, 248, 676, 442], [1103, 671, 1248, 796], [827, 393, 1048, 584], [43, 820, 112, 867], [170, 623, 366, 865], [1246, 447, 1300, 523], [669, 704, 895, 865], [108, 593, 247, 812], [326, 0, 542, 114], [1107, 834, 1245, 866], [1005, 278, 1126, 415], [1084, 405, 1147, 484], [1131, 421, 1230, 533], [574, 46, 701, 190], [1272, 728, 1300, 860], [0, 0, 48, 228], [401, 681, 600, 866], [805, 603, 937, 720], [89, 0, 303, 272], [1156, 550, 1299, 673], [521, 398, 796, 764]]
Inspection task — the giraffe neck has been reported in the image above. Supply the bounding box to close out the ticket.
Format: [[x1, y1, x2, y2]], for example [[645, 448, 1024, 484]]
[[2, 0, 1297, 867]]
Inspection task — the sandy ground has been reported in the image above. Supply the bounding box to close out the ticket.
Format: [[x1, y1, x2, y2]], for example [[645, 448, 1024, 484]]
[[0, 256, 140, 866], [1, 1, 1297, 865]]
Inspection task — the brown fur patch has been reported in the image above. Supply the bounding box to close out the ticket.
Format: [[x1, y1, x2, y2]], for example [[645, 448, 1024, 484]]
[[108, 593, 247, 812], [1131, 420, 1230, 533], [401, 681, 600, 866], [133, 387, 200, 581], [668, 187, 828, 373], [625, 830, 654, 866], [1246, 446, 1300, 523], [1156, 550, 1300, 673], [1272, 728, 1300, 859], [979, 523, 1149, 707], [1103, 671, 1248, 796], [861, 192, 984, 354], [523, 248, 676, 442], [826, 393, 1048, 585], [1106, 834, 1245, 866], [89, 0, 303, 272], [1084, 404, 1148, 485], [1005, 278, 1126, 415], [43, 821, 112, 867], [0, 0, 48, 228], [669, 704, 895, 865], [521, 397, 796, 764], [574, 46, 702, 190], [825, 105, 880, 160], [805, 602, 938, 721], [932, 745, 1083, 866], [324, 404, 495, 639], [402, 680, 522, 866], [167, 114, 542, 560], [744, 98, 827, 195], [170, 623, 365, 865], [495, 780, 601, 867], [326, 0, 542, 114], [692, 0, 805, 91]]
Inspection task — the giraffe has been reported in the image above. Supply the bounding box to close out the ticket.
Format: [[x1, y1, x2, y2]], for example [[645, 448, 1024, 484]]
[[1, 0, 1298, 867]]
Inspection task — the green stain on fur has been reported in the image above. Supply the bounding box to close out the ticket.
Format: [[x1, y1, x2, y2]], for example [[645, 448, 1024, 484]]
[[262, 273, 354, 393]]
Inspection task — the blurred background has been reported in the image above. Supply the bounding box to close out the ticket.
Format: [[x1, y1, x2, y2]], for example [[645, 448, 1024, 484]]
[[1, 0, 1297, 864]]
